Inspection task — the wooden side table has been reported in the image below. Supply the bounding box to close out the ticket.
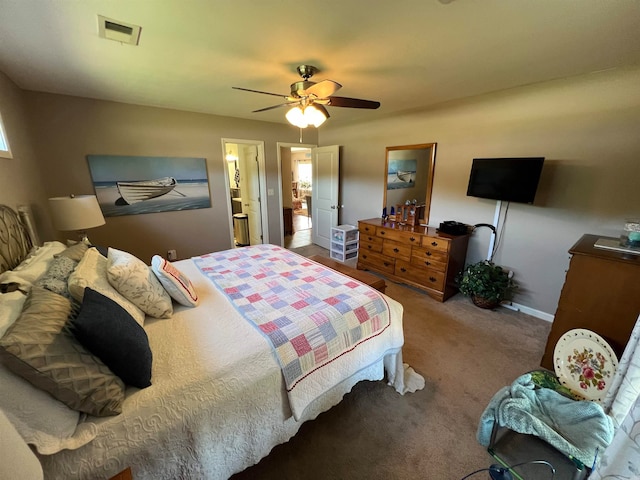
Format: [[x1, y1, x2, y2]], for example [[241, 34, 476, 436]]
[[109, 467, 133, 480]]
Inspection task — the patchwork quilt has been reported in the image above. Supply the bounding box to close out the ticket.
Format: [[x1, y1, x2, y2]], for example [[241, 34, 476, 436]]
[[193, 244, 391, 417]]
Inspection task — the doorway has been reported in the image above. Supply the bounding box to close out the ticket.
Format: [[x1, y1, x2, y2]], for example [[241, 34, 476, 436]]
[[278, 143, 315, 249], [222, 139, 268, 248]]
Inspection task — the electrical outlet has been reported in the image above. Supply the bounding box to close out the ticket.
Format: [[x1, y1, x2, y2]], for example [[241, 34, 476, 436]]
[[167, 249, 177, 260]]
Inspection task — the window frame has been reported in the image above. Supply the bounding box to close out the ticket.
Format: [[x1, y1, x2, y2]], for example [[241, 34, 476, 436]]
[[0, 112, 13, 159]]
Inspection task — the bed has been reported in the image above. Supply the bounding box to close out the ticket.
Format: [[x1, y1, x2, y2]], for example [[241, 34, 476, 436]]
[[0, 204, 421, 480]]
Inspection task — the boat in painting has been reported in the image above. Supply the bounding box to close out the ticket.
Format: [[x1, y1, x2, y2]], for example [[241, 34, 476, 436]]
[[396, 170, 415, 183], [117, 177, 177, 205]]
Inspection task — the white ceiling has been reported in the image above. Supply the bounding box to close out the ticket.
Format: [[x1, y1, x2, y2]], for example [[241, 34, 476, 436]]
[[1, 0, 639, 126]]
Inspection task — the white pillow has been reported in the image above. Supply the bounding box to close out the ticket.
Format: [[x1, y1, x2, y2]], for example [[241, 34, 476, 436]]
[[0, 291, 27, 338], [0, 241, 67, 289], [106, 248, 173, 319], [68, 248, 145, 326], [0, 365, 97, 455], [151, 255, 199, 307]]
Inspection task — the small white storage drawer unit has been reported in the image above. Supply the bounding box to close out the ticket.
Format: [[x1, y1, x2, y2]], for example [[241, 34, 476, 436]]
[[330, 225, 359, 262]]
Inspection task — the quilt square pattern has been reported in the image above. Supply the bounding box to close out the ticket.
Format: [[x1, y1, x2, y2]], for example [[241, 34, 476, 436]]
[[194, 245, 390, 391]]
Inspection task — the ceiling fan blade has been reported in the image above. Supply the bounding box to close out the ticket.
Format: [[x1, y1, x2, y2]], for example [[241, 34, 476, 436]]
[[304, 80, 342, 99], [232, 86, 289, 99], [252, 101, 300, 113], [313, 104, 330, 119], [326, 96, 381, 109]]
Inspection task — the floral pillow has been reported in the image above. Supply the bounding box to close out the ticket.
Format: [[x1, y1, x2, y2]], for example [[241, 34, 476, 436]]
[[67, 248, 145, 326], [106, 248, 172, 319]]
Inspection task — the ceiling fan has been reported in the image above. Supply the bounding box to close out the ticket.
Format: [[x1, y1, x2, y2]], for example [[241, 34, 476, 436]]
[[232, 65, 380, 127]]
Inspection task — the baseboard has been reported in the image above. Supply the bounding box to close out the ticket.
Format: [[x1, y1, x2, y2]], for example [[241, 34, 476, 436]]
[[500, 301, 554, 322]]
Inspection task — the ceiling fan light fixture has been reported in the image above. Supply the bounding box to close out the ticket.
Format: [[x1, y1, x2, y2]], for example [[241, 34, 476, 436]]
[[286, 105, 327, 128]]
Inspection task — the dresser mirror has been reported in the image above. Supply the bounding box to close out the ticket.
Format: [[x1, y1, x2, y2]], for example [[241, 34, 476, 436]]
[[383, 143, 437, 225]]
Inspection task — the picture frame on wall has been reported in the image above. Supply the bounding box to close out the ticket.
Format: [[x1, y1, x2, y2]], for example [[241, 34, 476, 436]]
[[87, 155, 211, 217]]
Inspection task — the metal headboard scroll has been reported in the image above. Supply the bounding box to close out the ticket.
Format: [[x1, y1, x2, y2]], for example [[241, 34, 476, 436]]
[[0, 205, 33, 274]]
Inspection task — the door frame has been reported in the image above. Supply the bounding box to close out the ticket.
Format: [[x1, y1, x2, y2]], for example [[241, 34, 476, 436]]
[[221, 138, 269, 248], [276, 142, 317, 246]]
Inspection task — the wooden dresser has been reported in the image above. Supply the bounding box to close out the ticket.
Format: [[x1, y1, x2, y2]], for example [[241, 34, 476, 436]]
[[357, 218, 470, 302], [540, 234, 640, 370]]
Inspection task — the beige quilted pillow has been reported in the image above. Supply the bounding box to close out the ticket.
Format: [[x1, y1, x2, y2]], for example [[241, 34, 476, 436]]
[[0, 287, 125, 416], [106, 248, 172, 319], [67, 247, 145, 326]]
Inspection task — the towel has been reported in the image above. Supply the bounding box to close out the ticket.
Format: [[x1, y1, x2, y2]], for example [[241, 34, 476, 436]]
[[477, 373, 614, 467]]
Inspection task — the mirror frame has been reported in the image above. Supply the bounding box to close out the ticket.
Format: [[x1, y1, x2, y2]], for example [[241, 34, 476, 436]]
[[383, 143, 437, 225]]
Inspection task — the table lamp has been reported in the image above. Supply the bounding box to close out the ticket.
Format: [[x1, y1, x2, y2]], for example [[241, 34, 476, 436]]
[[48, 194, 105, 243]]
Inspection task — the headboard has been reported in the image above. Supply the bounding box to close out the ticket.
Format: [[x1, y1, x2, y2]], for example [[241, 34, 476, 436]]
[[0, 205, 33, 274]]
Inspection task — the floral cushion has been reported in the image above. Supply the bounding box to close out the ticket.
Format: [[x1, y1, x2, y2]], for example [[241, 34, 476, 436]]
[[67, 248, 145, 326], [106, 248, 172, 319]]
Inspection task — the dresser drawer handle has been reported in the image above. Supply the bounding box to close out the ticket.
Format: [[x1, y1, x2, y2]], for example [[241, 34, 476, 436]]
[[380, 231, 385, 235], [367, 236, 374, 241], [383, 262, 391, 267], [429, 276, 437, 282], [431, 241, 438, 247], [367, 245, 372, 249], [393, 247, 399, 253], [410, 237, 416, 242], [424, 261, 431, 266], [425, 251, 432, 257], [400, 267, 407, 273], [362, 254, 368, 259]]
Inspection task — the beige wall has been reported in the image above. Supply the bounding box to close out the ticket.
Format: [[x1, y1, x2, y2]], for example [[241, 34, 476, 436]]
[[20, 92, 317, 262], [0, 72, 54, 241], [320, 65, 640, 315]]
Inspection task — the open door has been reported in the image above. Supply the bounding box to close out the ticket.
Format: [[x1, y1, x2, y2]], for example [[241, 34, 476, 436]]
[[311, 145, 340, 249], [237, 144, 263, 245]]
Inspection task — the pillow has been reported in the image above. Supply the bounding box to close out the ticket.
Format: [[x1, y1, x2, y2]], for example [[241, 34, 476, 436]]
[[106, 248, 173, 319], [67, 248, 145, 326], [34, 255, 77, 298], [73, 288, 153, 388], [0, 365, 97, 454], [0, 287, 125, 417], [0, 291, 27, 338], [0, 241, 67, 289], [56, 242, 89, 262], [151, 255, 199, 307]]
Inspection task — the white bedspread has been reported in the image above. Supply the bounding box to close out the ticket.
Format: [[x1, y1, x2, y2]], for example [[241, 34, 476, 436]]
[[39, 259, 409, 480]]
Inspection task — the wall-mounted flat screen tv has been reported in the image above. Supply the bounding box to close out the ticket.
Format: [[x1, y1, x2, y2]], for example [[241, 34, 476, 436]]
[[466, 157, 545, 204]]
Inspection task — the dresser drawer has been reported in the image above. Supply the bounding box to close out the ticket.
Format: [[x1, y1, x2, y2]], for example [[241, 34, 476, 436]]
[[358, 250, 396, 274], [395, 260, 445, 291], [360, 233, 383, 245], [421, 235, 450, 252], [360, 239, 383, 253], [376, 228, 421, 245], [410, 252, 447, 272], [382, 239, 412, 261], [359, 222, 377, 236], [412, 245, 448, 265]]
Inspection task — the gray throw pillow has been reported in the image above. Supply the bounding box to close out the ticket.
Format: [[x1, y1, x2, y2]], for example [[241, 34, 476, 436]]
[[0, 287, 125, 416]]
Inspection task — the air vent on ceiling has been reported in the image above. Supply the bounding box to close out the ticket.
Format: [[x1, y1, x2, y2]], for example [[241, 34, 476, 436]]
[[98, 15, 141, 45]]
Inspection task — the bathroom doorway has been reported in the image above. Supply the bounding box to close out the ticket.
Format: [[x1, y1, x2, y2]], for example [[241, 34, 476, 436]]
[[222, 139, 268, 248]]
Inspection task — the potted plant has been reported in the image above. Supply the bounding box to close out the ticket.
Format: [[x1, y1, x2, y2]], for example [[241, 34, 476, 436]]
[[456, 260, 518, 309]]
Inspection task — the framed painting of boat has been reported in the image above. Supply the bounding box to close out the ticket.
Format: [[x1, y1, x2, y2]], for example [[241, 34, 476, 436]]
[[386, 158, 417, 190], [87, 155, 211, 217]]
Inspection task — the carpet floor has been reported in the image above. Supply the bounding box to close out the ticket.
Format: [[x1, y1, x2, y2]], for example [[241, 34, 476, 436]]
[[231, 246, 581, 480]]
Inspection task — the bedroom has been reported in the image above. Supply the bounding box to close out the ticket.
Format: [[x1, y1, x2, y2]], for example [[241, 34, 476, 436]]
[[0, 1, 639, 479]]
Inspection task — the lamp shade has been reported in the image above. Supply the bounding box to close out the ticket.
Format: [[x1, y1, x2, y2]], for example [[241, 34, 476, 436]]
[[48, 195, 105, 232]]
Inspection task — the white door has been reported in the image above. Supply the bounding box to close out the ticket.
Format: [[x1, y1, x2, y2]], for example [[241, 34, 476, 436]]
[[312, 145, 340, 249], [238, 144, 263, 245]]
